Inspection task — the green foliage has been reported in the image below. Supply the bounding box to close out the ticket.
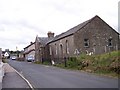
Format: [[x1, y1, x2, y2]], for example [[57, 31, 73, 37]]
[[2, 59, 8, 63], [55, 63, 65, 68], [67, 57, 78, 68], [34, 61, 41, 64], [55, 51, 120, 77], [80, 51, 120, 77], [43, 61, 51, 65]]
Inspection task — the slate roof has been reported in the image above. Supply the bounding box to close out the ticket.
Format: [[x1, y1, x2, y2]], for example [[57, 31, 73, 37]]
[[24, 42, 35, 49], [38, 15, 119, 45], [37, 15, 96, 45], [38, 37, 53, 46], [47, 15, 96, 44]]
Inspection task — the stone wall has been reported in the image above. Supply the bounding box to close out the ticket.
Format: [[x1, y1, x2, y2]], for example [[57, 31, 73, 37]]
[[35, 36, 40, 62], [0, 48, 4, 89], [24, 43, 35, 60], [74, 16, 119, 55], [49, 35, 75, 63]]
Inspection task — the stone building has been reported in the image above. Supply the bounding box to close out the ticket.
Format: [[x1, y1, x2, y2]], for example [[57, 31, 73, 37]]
[[35, 32, 54, 62], [35, 15, 120, 63], [23, 42, 35, 61]]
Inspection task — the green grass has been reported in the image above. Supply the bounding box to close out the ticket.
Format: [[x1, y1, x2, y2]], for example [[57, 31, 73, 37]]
[[34, 61, 41, 64], [54, 51, 120, 78], [43, 61, 51, 65]]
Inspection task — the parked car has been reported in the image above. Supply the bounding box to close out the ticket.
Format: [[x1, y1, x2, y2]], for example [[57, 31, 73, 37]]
[[11, 56, 17, 60], [27, 55, 34, 62]]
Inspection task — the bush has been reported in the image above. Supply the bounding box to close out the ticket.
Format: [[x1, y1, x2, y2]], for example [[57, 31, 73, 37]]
[[53, 51, 120, 77], [43, 61, 51, 65], [109, 56, 120, 74], [2, 59, 7, 63], [67, 57, 82, 69]]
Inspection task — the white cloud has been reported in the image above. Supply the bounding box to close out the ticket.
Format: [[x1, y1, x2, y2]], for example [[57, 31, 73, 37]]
[[0, 0, 119, 51]]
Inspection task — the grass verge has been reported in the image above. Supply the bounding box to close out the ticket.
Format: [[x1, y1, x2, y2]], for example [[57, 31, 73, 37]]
[[55, 51, 120, 78]]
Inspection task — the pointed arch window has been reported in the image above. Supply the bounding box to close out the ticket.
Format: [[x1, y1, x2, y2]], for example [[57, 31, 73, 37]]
[[59, 43, 63, 58], [66, 40, 69, 54], [84, 39, 89, 47], [108, 38, 112, 47], [55, 43, 57, 55]]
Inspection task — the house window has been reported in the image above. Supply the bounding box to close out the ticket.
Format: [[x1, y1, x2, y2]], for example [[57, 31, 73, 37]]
[[66, 40, 69, 54], [84, 39, 89, 47], [55, 44, 57, 55], [108, 38, 112, 47], [60, 44, 63, 58]]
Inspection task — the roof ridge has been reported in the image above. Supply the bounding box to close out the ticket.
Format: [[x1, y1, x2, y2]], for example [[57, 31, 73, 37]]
[[38, 37, 47, 38], [66, 15, 98, 32], [73, 15, 99, 32], [48, 15, 98, 44]]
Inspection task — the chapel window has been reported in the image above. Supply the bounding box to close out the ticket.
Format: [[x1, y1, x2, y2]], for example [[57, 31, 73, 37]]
[[84, 39, 89, 47]]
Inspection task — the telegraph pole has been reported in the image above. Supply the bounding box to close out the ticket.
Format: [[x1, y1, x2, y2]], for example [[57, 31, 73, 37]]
[[16, 46, 19, 58]]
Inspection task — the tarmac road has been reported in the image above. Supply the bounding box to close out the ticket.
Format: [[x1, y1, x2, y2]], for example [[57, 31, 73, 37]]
[[8, 60, 118, 88]]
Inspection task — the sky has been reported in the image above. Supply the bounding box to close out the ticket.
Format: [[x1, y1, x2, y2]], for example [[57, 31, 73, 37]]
[[0, 0, 119, 51]]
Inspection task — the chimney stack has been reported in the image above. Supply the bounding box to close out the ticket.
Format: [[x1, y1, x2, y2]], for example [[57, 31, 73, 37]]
[[47, 31, 54, 38]]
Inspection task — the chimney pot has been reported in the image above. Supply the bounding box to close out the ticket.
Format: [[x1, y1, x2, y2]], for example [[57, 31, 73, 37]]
[[30, 42, 33, 44], [47, 31, 54, 38]]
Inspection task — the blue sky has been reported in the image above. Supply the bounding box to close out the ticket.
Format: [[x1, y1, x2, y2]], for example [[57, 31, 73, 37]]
[[0, 0, 119, 51]]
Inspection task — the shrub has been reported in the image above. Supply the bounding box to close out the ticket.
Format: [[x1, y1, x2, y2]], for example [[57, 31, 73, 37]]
[[67, 57, 78, 68], [2, 59, 7, 63], [43, 61, 51, 65], [54, 51, 120, 77], [109, 56, 120, 74]]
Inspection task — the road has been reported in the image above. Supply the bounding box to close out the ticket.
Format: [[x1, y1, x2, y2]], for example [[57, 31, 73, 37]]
[[8, 60, 118, 88]]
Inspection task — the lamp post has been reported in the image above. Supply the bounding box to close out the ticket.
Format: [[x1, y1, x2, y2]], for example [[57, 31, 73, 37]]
[[16, 46, 19, 58]]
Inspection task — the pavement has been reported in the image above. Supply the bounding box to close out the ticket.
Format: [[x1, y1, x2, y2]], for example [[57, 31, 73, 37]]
[[0, 62, 4, 90], [2, 63, 31, 89]]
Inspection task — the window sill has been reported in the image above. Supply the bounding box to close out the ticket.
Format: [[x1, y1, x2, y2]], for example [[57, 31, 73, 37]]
[[84, 46, 89, 48]]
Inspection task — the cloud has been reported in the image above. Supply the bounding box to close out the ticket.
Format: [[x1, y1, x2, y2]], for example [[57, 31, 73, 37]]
[[118, 1, 120, 33], [0, 0, 119, 50]]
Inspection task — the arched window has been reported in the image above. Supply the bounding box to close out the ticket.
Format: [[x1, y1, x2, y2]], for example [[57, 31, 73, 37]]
[[55, 43, 57, 55], [60, 44, 63, 58], [108, 38, 112, 47], [66, 40, 69, 54], [84, 39, 89, 47]]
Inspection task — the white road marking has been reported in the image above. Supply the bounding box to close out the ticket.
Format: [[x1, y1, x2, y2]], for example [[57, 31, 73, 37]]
[[12, 66, 34, 90]]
